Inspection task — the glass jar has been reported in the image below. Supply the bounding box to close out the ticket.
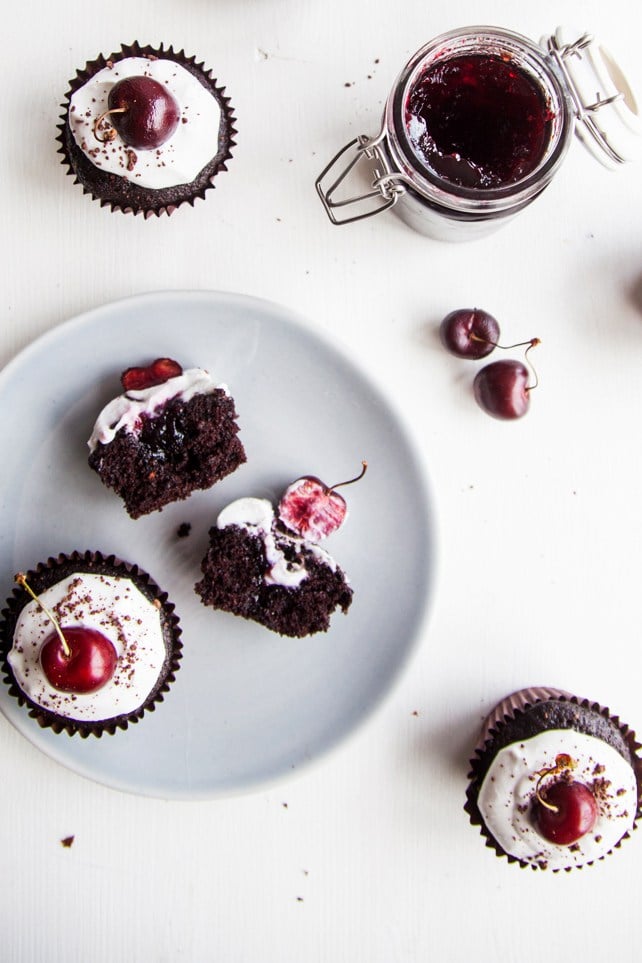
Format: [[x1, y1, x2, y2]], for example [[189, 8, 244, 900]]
[[316, 26, 640, 241]]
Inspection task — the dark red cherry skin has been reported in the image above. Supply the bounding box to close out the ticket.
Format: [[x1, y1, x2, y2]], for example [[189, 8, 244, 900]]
[[40, 627, 117, 694], [473, 359, 530, 419], [533, 781, 598, 845], [439, 309, 500, 359], [108, 76, 180, 150]]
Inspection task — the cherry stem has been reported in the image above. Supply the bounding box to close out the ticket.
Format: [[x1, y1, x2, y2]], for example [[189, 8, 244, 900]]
[[535, 752, 576, 813], [15, 573, 71, 659], [93, 107, 127, 143], [470, 334, 538, 352], [326, 461, 368, 494], [524, 338, 541, 393]]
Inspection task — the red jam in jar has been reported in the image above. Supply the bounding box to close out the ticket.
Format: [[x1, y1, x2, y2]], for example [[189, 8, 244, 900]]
[[405, 53, 554, 188]]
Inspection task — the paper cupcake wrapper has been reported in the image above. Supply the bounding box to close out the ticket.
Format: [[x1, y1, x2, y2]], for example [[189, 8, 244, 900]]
[[464, 686, 642, 870], [473, 686, 572, 753], [0, 550, 182, 738], [56, 42, 237, 217]]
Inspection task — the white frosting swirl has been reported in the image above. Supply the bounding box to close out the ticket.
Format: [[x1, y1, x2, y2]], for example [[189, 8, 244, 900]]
[[478, 729, 638, 869], [88, 367, 227, 451], [8, 573, 169, 722], [217, 497, 338, 588], [68, 56, 222, 189]]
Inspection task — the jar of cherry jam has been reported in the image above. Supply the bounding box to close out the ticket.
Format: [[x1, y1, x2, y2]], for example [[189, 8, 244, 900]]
[[316, 26, 640, 240]]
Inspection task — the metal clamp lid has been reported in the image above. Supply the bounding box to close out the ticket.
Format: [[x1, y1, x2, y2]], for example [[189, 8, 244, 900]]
[[315, 131, 407, 225], [545, 28, 641, 167]]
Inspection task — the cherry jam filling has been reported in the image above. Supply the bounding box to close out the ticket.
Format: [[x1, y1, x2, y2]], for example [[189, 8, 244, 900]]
[[405, 54, 554, 189]]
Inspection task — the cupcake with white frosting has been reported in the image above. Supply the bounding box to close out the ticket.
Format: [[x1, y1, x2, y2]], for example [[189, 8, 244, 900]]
[[0, 551, 182, 737], [57, 42, 236, 216], [465, 687, 642, 870]]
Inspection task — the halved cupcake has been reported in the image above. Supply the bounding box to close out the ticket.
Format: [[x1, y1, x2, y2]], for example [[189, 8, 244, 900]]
[[87, 357, 246, 518]]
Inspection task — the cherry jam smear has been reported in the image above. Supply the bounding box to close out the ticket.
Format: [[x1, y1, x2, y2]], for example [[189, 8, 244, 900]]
[[405, 53, 554, 189]]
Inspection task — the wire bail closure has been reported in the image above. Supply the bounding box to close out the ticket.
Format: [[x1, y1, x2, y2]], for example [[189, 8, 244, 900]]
[[315, 130, 407, 225], [546, 32, 628, 165]]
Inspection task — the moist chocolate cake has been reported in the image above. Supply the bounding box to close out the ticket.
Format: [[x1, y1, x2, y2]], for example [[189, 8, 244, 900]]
[[57, 42, 236, 217], [0, 550, 182, 738], [195, 497, 353, 637], [465, 687, 642, 870], [88, 359, 246, 518]]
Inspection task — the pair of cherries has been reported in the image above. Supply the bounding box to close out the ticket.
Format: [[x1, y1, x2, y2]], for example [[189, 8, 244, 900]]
[[440, 308, 539, 420]]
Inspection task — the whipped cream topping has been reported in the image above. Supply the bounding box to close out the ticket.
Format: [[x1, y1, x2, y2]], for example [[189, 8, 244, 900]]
[[478, 729, 638, 869], [68, 56, 222, 189], [8, 573, 169, 722], [88, 367, 227, 451], [217, 497, 338, 588]]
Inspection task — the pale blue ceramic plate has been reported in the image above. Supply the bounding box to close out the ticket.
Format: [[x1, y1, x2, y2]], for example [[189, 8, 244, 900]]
[[0, 291, 435, 798]]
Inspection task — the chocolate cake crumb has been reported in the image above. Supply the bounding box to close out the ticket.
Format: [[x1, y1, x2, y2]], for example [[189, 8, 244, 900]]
[[177, 522, 192, 538], [60, 835, 75, 848]]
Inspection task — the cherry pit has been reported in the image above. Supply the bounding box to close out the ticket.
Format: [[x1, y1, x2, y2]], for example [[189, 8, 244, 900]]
[[439, 308, 540, 420]]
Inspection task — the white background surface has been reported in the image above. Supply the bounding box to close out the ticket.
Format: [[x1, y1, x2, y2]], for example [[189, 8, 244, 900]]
[[1, 1, 641, 961]]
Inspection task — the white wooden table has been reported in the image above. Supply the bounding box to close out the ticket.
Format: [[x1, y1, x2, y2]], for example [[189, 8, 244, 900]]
[[1, 1, 641, 960]]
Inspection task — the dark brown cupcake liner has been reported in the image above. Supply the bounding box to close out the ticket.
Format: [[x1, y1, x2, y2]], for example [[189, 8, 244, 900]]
[[0, 550, 182, 738], [464, 686, 642, 871], [56, 42, 237, 217]]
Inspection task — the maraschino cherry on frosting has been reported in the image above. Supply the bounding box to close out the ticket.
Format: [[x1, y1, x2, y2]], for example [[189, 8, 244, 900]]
[[93, 75, 180, 150], [15, 574, 117, 695], [532, 753, 598, 846]]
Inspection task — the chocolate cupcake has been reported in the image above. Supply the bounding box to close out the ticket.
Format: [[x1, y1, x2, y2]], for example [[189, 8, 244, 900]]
[[0, 551, 182, 737], [465, 687, 642, 870], [88, 357, 246, 518], [57, 42, 236, 216], [196, 466, 365, 637]]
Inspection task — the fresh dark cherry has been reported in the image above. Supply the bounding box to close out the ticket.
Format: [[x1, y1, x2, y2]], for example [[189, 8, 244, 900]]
[[278, 462, 367, 541], [473, 359, 530, 419], [533, 781, 598, 845], [405, 54, 552, 188], [40, 627, 117, 694], [121, 357, 183, 392], [440, 308, 500, 359], [107, 76, 180, 150]]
